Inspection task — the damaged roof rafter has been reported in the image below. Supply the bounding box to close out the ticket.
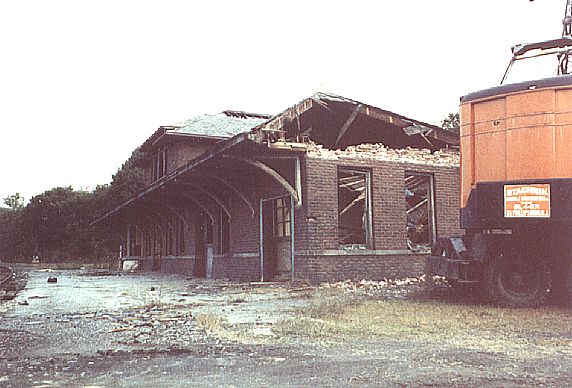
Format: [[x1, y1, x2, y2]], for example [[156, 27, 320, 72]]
[[253, 92, 459, 149]]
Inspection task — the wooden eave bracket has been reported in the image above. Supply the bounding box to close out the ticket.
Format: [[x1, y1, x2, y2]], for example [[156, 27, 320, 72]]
[[193, 173, 256, 217], [226, 156, 301, 207]]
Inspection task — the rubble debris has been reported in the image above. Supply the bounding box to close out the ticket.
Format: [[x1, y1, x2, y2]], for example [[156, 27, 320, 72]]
[[306, 142, 459, 167], [320, 275, 447, 299]]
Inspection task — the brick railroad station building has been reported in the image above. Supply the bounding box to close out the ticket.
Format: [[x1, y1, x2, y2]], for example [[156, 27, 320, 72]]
[[96, 93, 460, 283]]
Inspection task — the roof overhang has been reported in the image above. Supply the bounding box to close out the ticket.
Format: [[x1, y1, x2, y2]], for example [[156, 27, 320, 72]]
[[92, 132, 253, 225]]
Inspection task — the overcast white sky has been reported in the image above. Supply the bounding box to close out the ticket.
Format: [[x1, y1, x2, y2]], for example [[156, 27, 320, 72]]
[[0, 1, 565, 204]]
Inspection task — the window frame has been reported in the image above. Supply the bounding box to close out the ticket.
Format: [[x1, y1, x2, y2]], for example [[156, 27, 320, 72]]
[[404, 171, 436, 251], [272, 196, 291, 238], [337, 166, 373, 248]]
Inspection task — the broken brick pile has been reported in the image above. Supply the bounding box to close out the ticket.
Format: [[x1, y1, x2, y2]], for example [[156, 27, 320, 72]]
[[306, 142, 459, 167], [320, 275, 448, 298]]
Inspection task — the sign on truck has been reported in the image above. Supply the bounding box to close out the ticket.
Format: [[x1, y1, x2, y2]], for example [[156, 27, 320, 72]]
[[504, 184, 551, 218]]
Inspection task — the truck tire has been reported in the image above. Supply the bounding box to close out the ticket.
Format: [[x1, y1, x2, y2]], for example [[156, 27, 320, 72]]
[[550, 260, 572, 306], [483, 255, 550, 308]]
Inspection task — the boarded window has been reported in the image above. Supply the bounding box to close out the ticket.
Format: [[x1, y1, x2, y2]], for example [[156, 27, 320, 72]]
[[405, 173, 435, 252], [338, 168, 371, 246], [273, 197, 291, 237]]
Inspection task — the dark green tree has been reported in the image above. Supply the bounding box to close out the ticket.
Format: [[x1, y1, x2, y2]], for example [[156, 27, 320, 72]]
[[3, 193, 25, 211], [91, 149, 146, 259], [441, 113, 460, 132], [0, 196, 26, 261], [0, 149, 146, 262]]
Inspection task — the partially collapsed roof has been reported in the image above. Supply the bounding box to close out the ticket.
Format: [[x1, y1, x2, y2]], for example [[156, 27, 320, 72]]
[[94, 94, 459, 226], [253, 93, 459, 151]]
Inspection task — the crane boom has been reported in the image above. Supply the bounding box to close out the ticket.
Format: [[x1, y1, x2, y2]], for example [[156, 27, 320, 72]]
[[562, 0, 572, 36], [558, 0, 572, 73], [502, 0, 572, 83]]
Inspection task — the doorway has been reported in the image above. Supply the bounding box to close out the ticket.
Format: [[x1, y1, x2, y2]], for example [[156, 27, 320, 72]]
[[260, 196, 294, 281]]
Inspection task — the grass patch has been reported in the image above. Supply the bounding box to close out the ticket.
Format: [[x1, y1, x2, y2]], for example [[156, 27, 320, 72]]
[[194, 313, 225, 335], [275, 290, 572, 357]]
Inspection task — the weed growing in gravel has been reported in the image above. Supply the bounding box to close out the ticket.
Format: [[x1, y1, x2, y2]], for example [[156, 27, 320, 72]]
[[194, 313, 225, 335], [275, 289, 572, 358]]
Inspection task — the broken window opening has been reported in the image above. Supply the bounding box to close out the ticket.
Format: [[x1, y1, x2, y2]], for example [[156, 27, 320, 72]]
[[405, 172, 435, 252], [218, 211, 230, 254], [337, 168, 371, 247], [273, 196, 291, 237]]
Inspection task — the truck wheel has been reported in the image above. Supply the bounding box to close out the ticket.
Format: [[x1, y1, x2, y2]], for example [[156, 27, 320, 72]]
[[550, 260, 572, 306], [483, 255, 550, 308]]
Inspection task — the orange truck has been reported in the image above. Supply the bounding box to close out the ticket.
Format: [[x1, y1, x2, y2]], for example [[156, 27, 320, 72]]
[[428, 3, 572, 307]]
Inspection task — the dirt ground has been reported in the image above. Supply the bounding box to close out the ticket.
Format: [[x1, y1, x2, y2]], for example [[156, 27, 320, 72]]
[[1, 267, 571, 387]]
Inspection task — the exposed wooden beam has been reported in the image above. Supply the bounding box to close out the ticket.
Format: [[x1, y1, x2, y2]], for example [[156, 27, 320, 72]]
[[335, 104, 363, 146], [227, 157, 300, 206], [339, 193, 365, 217]]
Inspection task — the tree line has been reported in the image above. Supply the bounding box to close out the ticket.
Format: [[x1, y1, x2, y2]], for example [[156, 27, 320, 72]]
[[0, 151, 145, 263]]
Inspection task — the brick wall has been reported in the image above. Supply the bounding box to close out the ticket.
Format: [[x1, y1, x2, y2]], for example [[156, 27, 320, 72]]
[[293, 154, 460, 283], [161, 256, 195, 275], [212, 253, 260, 282], [154, 149, 460, 284], [229, 195, 259, 254], [303, 156, 461, 251], [295, 252, 427, 283]]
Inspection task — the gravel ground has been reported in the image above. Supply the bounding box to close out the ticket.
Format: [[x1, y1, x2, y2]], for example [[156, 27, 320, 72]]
[[0, 266, 571, 387]]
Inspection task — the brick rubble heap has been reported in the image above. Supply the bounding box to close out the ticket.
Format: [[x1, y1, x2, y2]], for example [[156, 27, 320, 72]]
[[306, 142, 459, 167]]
